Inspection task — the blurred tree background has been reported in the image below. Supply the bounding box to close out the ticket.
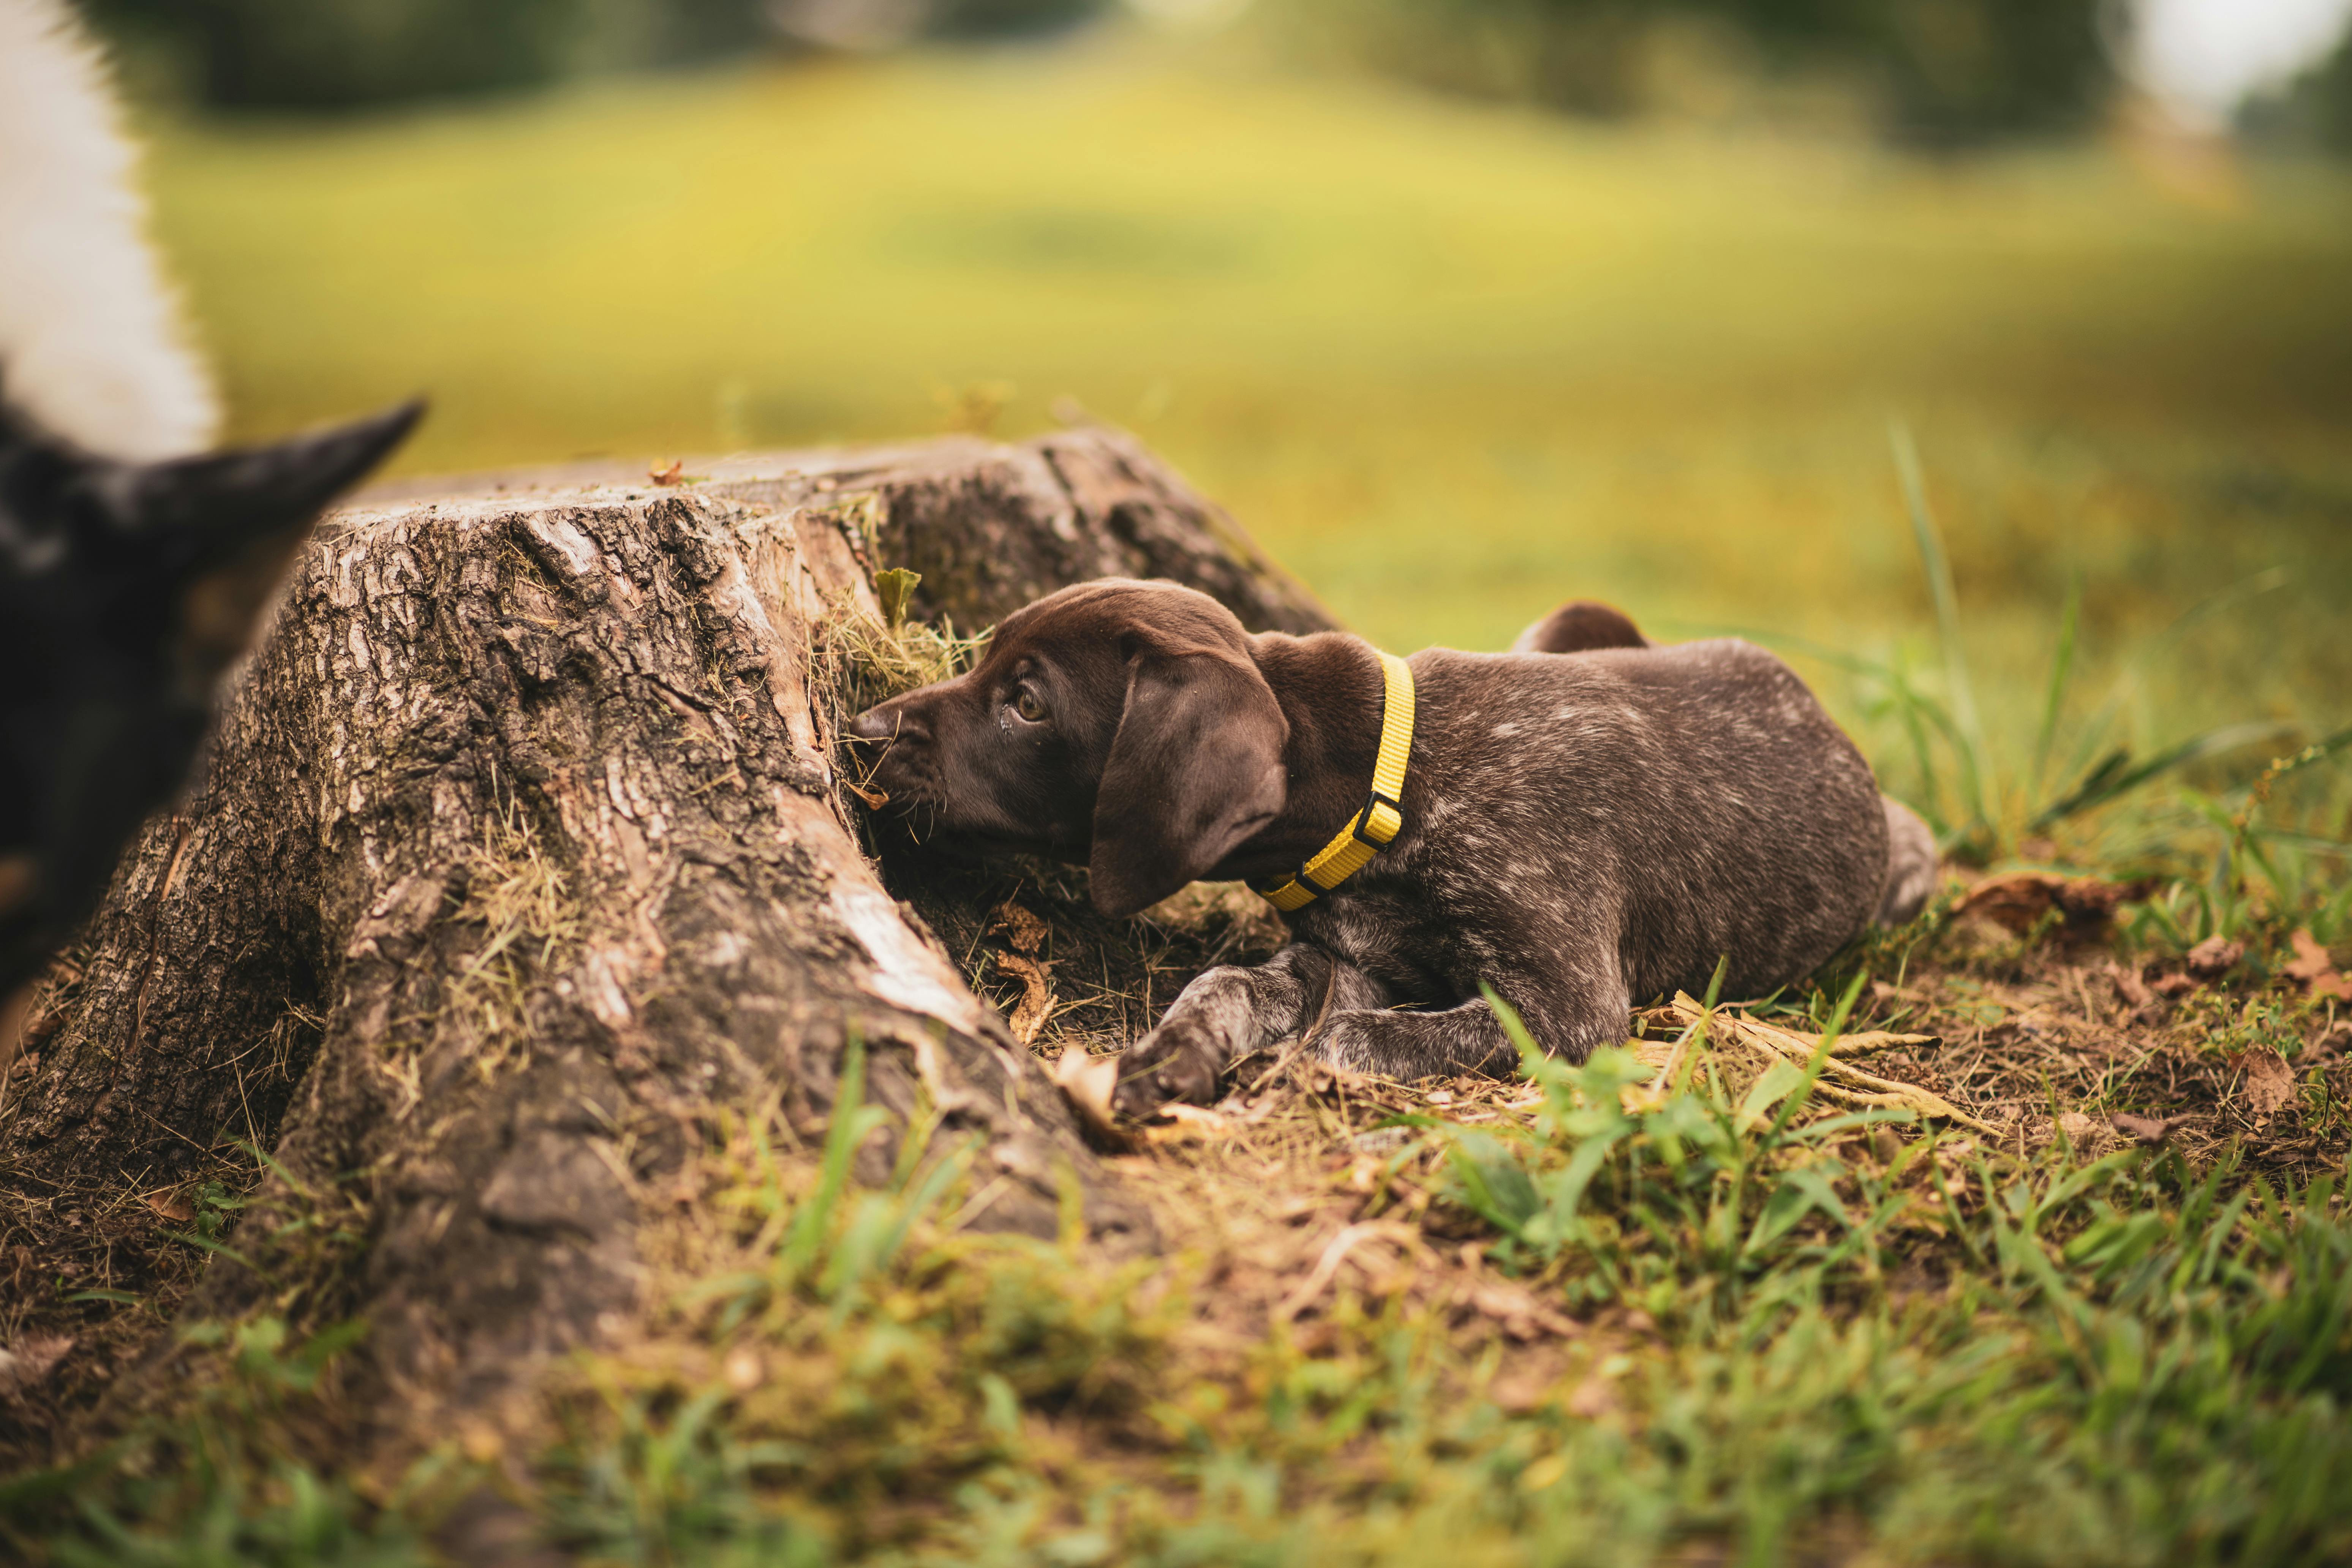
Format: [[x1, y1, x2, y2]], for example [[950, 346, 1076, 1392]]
[[2244, 24, 2352, 151], [57, 0, 2352, 818], [88, 0, 2118, 145]]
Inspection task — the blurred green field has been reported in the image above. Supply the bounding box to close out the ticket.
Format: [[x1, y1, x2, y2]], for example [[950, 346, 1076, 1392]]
[[145, 42, 2352, 825]]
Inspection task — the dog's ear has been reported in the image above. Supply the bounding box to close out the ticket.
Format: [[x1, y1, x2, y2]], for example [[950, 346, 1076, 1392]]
[[120, 401, 424, 682], [1090, 648, 1287, 919]]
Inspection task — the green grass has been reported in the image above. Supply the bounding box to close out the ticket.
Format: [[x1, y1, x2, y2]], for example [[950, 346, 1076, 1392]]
[[12, 36, 2346, 1566], [143, 40, 2352, 789], [21, 975, 2352, 1566]]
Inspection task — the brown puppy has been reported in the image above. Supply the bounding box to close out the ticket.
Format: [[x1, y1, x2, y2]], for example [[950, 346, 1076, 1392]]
[[848, 579, 1935, 1113]]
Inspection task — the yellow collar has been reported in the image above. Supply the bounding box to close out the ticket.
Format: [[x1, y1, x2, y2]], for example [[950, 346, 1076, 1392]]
[[1251, 650, 1416, 913]]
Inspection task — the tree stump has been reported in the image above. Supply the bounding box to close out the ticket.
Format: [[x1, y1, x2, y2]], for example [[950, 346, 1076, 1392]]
[[0, 426, 1334, 1475]]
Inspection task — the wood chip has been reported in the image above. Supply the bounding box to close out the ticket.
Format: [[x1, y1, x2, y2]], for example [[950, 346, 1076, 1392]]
[[1051, 1047, 1134, 1151]]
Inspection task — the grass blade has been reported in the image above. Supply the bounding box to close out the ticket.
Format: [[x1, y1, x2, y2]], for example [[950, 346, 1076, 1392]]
[[2031, 571, 2082, 797], [2061, 566, 2287, 784], [1889, 417, 1990, 831], [2031, 722, 2297, 831]]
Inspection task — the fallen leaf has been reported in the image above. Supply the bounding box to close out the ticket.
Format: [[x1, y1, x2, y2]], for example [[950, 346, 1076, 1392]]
[[647, 458, 684, 485], [1958, 872, 2150, 938], [2112, 1112, 2180, 1146], [2236, 1050, 2295, 1119], [990, 900, 1048, 956], [0, 1333, 75, 1398], [2185, 935, 2244, 980], [144, 1191, 193, 1224], [2284, 927, 2352, 999], [842, 779, 888, 809], [994, 952, 1054, 1045], [2284, 928, 2336, 983], [2151, 972, 2198, 998]]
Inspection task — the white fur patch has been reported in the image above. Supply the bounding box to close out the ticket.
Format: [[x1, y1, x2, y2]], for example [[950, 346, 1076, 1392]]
[[0, 0, 216, 460]]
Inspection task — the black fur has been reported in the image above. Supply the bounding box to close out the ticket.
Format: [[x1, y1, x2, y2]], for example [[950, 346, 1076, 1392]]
[[0, 400, 421, 996]]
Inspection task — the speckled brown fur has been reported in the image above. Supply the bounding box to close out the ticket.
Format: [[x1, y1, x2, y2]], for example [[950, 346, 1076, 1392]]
[[849, 579, 1935, 1111]]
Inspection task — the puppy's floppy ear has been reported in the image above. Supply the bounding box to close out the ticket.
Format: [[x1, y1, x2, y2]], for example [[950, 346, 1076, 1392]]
[[1090, 648, 1287, 918]]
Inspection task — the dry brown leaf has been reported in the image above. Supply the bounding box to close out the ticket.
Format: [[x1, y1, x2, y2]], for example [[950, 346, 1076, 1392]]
[[842, 779, 888, 809], [2185, 935, 2244, 980], [647, 458, 685, 485], [144, 1191, 193, 1224], [2151, 972, 2198, 998], [2236, 1049, 2295, 1119], [994, 952, 1054, 1045], [990, 900, 1048, 956], [2108, 963, 2153, 1010], [1958, 871, 2147, 938], [2112, 1112, 2180, 1146], [2284, 928, 2336, 983], [2284, 927, 2352, 999]]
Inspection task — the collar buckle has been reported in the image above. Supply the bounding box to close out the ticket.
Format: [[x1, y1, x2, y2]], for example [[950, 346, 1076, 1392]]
[[1352, 788, 1404, 849]]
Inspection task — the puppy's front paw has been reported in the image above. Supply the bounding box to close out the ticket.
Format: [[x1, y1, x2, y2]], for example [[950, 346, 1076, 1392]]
[[1113, 1018, 1222, 1116]]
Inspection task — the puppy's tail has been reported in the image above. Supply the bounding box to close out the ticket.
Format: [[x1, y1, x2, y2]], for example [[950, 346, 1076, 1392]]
[[1876, 797, 1939, 927], [1510, 599, 1651, 655]]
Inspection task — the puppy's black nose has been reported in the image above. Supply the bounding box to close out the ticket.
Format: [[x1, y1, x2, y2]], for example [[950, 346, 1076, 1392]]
[[848, 704, 921, 745]]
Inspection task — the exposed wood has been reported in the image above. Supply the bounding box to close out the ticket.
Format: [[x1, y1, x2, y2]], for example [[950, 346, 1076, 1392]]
[[0, 425, 1332, 1473]]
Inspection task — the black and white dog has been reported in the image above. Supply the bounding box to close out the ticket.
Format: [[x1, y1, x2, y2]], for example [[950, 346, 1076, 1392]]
[[0, 0, 418, 1004]]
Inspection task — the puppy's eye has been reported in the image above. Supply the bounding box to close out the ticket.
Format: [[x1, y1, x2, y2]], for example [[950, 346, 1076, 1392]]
[[1012, 688, 1048, 724]]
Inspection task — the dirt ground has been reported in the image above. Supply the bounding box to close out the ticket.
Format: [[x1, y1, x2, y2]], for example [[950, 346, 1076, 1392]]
[[5, 861, 2346, 1481]]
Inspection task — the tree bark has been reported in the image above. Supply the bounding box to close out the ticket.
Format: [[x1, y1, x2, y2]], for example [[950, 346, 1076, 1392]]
[[0, 425, 1333, 1469]]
